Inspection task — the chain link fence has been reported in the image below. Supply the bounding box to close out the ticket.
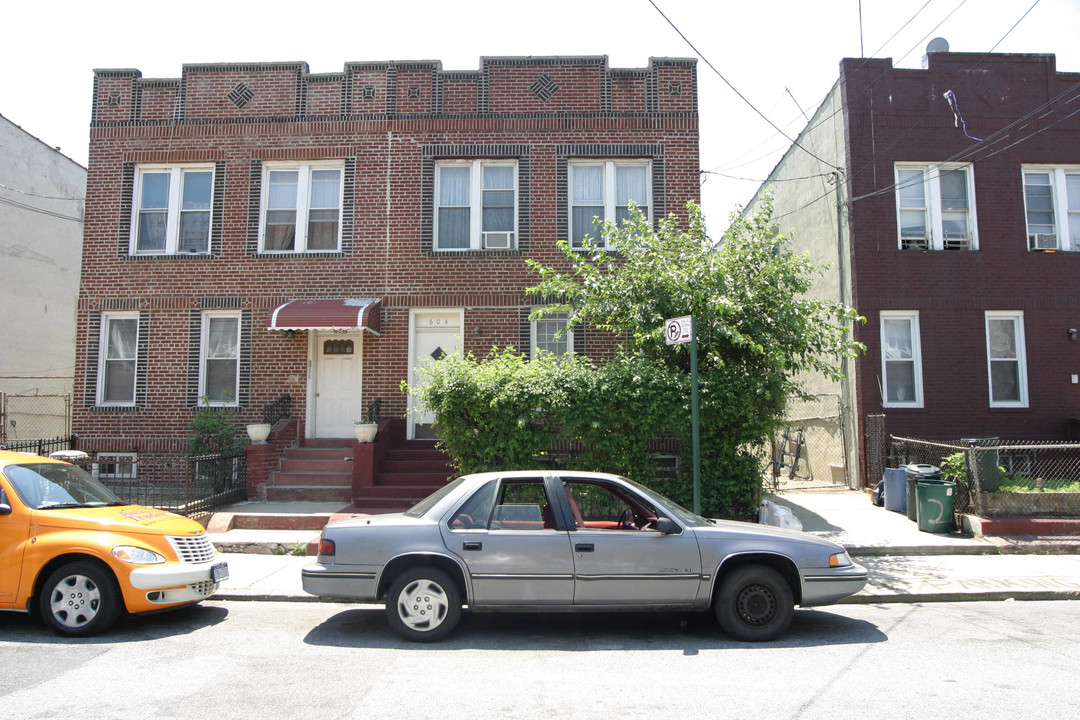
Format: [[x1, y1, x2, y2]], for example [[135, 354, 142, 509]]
[[771, 394, 848, 491], [890, 436, 1080, 518], [0, 393, 71, 443]]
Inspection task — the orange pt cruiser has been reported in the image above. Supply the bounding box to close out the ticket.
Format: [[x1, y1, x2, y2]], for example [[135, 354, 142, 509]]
[[0, 450, 228, 636]]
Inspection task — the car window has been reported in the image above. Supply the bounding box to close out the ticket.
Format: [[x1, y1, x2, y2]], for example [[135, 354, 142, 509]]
[[564, 480, 659, 531], [490, 478, 557, 531], [3, 463, 121, 510], [405, 476, 468, 518], [448, 480, 497, 529]]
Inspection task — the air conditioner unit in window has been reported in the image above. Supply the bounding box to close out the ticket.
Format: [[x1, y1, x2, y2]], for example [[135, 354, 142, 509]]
[[1030, 233, 1059, 251], [482, 232, 513, 249]]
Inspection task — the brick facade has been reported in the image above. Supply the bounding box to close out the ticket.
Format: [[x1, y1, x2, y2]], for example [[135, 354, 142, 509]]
[[77, 56, 700, 454]]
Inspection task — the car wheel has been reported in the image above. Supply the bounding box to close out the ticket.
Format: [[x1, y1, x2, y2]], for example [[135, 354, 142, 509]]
[[714, 564, 794, 642], [39, 561, 122, 637], [385, 567, 462, 642]]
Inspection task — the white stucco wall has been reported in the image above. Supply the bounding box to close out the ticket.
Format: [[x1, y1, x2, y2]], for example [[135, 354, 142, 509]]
[[0, 113, 85, 439]]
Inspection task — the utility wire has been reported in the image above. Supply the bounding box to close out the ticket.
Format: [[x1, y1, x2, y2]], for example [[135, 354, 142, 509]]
[[648, 0, 843, 173], [0, 195, 83, 223]]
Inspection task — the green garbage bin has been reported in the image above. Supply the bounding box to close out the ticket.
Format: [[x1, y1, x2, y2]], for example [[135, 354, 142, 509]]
[[904, 464, 943, 521], [916, 478, 956, 533]]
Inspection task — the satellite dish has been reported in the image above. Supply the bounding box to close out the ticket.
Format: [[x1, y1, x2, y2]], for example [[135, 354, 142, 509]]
[[926, 37, 950, 54]]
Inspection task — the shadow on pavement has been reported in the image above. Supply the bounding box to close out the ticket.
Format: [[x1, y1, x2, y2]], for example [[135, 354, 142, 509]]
[[303, 607, 886, 651], [0, 602, 229, 644]]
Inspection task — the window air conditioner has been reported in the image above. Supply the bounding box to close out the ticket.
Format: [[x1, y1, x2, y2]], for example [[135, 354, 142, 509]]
[[1030, 233, 1059, 251], [482, 232, 513, 249]]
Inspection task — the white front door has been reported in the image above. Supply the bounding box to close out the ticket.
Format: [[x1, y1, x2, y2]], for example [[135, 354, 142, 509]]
[[408, 309, 462, 439], [313, 331, 362, 438]]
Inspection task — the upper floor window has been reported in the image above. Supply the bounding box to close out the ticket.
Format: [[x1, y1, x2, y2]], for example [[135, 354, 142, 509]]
[[435, 160, 517, 251], [985, 311, 1028, 408], [200, 312, 241, 406], [895, 163, 977, 250], [532, 311, 574, 358], [131, 165, 214, 255], [260, 162, 343, 253], [569, 160, 651, 249], [1022, 166, 1080, 251], [880, 311, 923, 408], [97, 313, 139, 406]]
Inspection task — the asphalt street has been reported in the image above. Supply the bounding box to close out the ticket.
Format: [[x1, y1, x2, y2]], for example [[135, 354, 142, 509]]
[[1, 600, 1077, 719]]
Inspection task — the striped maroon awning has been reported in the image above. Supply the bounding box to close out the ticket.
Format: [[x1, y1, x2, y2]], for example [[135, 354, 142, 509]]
[[268, 298, 382, 335]]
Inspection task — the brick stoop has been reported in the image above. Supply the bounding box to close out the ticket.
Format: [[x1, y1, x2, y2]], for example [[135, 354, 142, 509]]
[[352, 439, 453, 513], [266, 441, 354, 504]]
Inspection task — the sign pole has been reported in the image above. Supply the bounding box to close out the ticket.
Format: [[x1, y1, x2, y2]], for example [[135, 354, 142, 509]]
[[690, 317, 701, 515]]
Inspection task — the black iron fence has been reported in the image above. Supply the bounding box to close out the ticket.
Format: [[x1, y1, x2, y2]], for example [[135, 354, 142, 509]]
[[0, 434, 78, 456], [890, 436, 1080, 518], [95, 451, 247, 516]]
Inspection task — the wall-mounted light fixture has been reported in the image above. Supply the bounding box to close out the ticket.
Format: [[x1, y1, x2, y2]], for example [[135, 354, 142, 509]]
[[1070, 328, 1077, 341], [473, 326, 483, 337]]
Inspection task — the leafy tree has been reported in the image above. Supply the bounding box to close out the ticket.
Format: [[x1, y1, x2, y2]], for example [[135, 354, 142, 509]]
[[527, 198, 863, 517]]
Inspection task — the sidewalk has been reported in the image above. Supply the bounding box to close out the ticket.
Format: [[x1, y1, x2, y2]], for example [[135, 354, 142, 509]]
[[208, 490, 1080, 605]]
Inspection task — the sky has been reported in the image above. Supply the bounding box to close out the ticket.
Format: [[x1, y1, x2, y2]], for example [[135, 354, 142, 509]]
[[3, 0, 1079, 232]]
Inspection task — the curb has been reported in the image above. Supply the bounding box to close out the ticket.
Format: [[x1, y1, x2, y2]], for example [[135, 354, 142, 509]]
[[841, 589, 1080, 604]]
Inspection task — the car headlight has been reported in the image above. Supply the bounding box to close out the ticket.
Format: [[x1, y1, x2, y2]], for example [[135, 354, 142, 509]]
[[829, 551, 853, 568], [112, 546, 167, 564]]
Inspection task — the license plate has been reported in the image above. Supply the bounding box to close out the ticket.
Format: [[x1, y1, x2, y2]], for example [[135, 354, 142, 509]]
[[211, 562, 229, 583]]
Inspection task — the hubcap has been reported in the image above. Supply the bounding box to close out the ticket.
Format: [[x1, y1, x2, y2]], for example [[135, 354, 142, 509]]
[[396, 578, 448, 631], [50, 574, 102, 628], [735, 583, 776, 626]]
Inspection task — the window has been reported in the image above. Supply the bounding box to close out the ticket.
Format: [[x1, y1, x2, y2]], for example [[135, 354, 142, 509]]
[[200, 312, 241, 406], [97, 313, 139, 406], [94, 452, 137, 481], [131, 165, 214, 254], [260, 162, 343, 252], [569, 160, 650, 249], [435, 160, 517, 250], [532, 311, 573, 358], [894, 163, 977, 250], [880, 311, 923, 407], [1022, 166, 1080, 251], [985, 311, 1028, 408]]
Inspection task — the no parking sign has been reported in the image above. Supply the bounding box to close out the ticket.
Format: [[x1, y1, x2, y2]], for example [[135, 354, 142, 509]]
[[665, 316, 693, 345]]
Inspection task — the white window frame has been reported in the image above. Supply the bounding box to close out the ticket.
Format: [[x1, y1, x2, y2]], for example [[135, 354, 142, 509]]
[[129, 164, 215, 255], [1021, 165, 1080, 251], [258, 161, 344, 253], [531, 310, 574, 359], [879, 311, 923, 408], [199, 311, 242, 407], [568, 159, 652, 250], [894, 162, 978, 251], [433, 160, 518, 251], [96, 312, 139, 407], [94, 452, 137, 481], [985, 311, 1028, 409]]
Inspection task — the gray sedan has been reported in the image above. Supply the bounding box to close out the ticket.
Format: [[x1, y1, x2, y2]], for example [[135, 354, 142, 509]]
[[302, 471, 867, 642]]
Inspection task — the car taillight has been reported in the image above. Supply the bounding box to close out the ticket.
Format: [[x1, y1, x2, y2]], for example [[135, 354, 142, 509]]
[[319, 538, 336, 557]]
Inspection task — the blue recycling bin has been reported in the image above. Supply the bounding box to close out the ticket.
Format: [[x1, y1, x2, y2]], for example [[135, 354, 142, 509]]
[[883, 467, 907, 514]]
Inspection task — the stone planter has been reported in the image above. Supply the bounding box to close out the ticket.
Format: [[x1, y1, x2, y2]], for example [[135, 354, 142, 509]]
[[246, 423, 272, 444], [354, 423, 378, 443]]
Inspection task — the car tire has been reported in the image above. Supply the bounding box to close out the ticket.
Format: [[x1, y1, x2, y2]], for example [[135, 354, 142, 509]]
[[385, 566, 462, 642], [714, 564, 794, 642], [39, 561, 122, 637]]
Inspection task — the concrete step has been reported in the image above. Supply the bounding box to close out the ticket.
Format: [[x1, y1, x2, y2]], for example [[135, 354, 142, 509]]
[[351, 496, 424, 511], [384, 449, 448, 462], [271, 471, 352, 487], [284, 447, 354, 461], [360, 485, 442, 498], [266, 485, 353, 503], [281, 458, 352, 473], [375, 472, 451, 486], [380, 459, 453, 474], [300, 439, 355, 449]]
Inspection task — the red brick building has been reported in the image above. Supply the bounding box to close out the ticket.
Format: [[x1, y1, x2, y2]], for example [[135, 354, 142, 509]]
[[748, 49, 1080, 486], [77, 56, 699, 495]]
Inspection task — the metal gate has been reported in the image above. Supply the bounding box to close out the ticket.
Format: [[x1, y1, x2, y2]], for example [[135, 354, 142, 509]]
[[771, 394, 849, 491]]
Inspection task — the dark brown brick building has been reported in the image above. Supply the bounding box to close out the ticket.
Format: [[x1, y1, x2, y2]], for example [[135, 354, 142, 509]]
[[77, 57, 700, 477], [749, 50, 1080, 487]]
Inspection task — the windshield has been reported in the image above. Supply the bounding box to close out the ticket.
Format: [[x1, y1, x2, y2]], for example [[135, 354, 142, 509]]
[[404, 477, 467, 518], [3, 462, 124, 510], [617, 475, 711, 527]]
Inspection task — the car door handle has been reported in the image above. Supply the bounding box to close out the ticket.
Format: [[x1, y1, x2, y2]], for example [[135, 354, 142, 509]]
[[463, 541, 482, 551], [575, 543, 594, 552]]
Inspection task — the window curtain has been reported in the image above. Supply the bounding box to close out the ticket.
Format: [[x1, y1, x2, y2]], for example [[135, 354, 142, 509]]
[[438, 166, 470, 248], [266, 170, 298, 251], [615, 165, 648, 225]]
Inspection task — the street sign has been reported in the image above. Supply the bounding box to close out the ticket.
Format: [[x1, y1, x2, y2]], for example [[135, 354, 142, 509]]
[[665, 316, 693, 345]]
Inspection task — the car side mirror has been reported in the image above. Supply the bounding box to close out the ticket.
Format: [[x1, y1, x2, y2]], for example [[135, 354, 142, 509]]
[[0, 502, 11, 516], [655, 517, 680, 534]]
